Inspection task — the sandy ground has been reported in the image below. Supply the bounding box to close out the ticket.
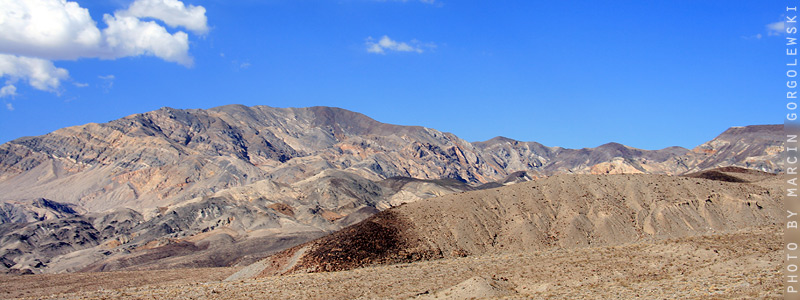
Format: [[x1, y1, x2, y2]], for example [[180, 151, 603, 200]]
[[2, 225, 780, 300], [0, 267, 239, 299]]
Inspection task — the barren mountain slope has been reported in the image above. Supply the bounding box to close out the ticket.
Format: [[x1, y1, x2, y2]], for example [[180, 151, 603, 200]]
[[0, 105, 785, 276], [687, 125, 784, 172], [0, 169, 483, 274], [0, 105, 504, 212], [0, 105, 783, 214], [257, 173, 780, 276]]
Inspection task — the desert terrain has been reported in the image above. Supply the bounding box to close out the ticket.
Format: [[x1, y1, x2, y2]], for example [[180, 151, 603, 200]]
[[0, 226, 780, 299], [0, 167, 784, 299], [0, 106, 783, 276]]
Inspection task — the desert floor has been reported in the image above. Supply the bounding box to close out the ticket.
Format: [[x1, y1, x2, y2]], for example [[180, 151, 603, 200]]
[[0, 225, 782, 300]]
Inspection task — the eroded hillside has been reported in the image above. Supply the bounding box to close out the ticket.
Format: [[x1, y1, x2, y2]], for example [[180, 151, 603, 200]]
[[255, 171, 780, 277]]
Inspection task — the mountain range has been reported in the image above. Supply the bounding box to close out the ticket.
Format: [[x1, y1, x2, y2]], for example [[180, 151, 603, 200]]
[[0, 104, 785, 274]]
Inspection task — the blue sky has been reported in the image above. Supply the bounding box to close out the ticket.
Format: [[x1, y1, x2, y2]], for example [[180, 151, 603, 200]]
[[0, 0, 787, 150]]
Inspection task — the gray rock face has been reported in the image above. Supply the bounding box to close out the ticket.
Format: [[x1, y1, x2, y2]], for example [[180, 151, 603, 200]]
[[0, 216, 101, 274], [0, 105, 785, 274], [0, 198, 80, 225]]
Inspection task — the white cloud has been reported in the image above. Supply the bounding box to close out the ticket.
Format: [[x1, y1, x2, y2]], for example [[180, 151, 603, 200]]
[[120, 0, 209, 35], [0, 54, 69, 92], [5, 102, 13, 111], [102, 14, 193, 66], [0, 84, 17, 98], [0, 0, 207, 97], [366, 36, 434, 54], [0, 0, 103, 60], [0, 0, 202, 65], [767, 21, 785, 36]]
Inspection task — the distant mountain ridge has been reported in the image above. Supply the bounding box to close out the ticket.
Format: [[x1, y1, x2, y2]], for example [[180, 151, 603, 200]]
[[0, 104, 785, 274]]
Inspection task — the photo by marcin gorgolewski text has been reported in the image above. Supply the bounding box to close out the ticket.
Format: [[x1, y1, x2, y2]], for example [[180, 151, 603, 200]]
[[785, 4, 800, 299]]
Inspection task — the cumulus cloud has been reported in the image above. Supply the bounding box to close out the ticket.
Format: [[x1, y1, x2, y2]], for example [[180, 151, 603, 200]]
[[0, 54, 69, 92], [0, 0, 207, 96], [5, 102, 13, 111], [767, 21, 785, 36], [120, 0, 209, 35], [102, 14, 193, 66], [366, 36, 433, 54], [0, 0, 203, 64], [0, 0, 102, 60]]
